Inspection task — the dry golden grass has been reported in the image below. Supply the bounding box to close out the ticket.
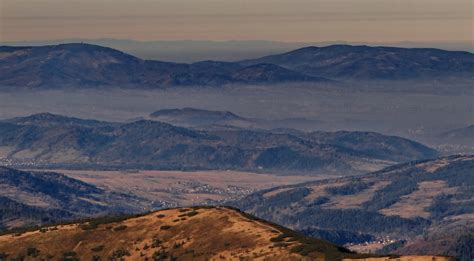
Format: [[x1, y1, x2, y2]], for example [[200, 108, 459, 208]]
[[302, 183, 336, 202], [347, 241, 387, 254], [380, 180, 457, 218], [0, 207, 314, 260], [0, 207, 454, 261], [415, 155, 472, 173], [263, 187, 297, 198], [323, 181, 390, 209]]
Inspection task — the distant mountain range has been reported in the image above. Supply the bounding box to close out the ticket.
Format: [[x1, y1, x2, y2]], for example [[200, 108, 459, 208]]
[[242, 45, 474, 80], [3, 39, 473, 62], [232, 155, 474, 260], [148, 107, 323, 131], [149, 108, 254, 128], [0, 113, 438, 173], [0, 44, 324, 88], [0, 43, 472, 88], [0, 167, 151, 230]]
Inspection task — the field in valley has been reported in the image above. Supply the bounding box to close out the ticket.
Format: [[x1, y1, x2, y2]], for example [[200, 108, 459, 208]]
[[51, 169, 323, 207]]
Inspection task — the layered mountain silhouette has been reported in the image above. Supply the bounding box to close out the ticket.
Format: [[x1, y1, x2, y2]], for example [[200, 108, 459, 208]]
[[0, 111, 437, 171], [0, 44, 324, 88], [1, 43, 472, 88], [0, 113, 438, 173]]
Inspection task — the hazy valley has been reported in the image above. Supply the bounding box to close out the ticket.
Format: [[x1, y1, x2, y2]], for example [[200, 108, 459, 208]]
[[0, 42, 472, 261]]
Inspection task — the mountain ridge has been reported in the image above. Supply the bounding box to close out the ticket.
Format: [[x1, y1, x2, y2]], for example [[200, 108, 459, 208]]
[[1, 43, 472, 89], [0, 113, 438, 173], [231, 155, 474, 260], [0, 206, 455, 261], [0, 43, 325, 88], [241, 44, 474, 80]]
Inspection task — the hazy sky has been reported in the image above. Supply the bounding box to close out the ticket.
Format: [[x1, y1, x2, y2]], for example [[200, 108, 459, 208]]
[[1, 0, 473, 43]]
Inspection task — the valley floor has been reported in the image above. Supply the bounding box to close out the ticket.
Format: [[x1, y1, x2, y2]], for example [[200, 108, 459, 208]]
[[47, 169, 323, 207]]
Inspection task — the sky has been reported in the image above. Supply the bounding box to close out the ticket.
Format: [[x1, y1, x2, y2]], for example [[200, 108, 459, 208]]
[[1, 0, 473, 43]]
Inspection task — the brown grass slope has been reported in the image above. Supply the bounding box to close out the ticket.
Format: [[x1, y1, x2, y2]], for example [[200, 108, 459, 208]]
[[0, 207, 453, 261]]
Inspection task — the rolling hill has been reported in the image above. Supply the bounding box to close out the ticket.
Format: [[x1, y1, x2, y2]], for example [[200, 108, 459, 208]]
[[0, 167, 153, 231], [241, 45, 474, 80], [0, 113, 438, 173], [0, 206, 454, 261], [0, 43, 324, 89], [232, 155, 474, 260]]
